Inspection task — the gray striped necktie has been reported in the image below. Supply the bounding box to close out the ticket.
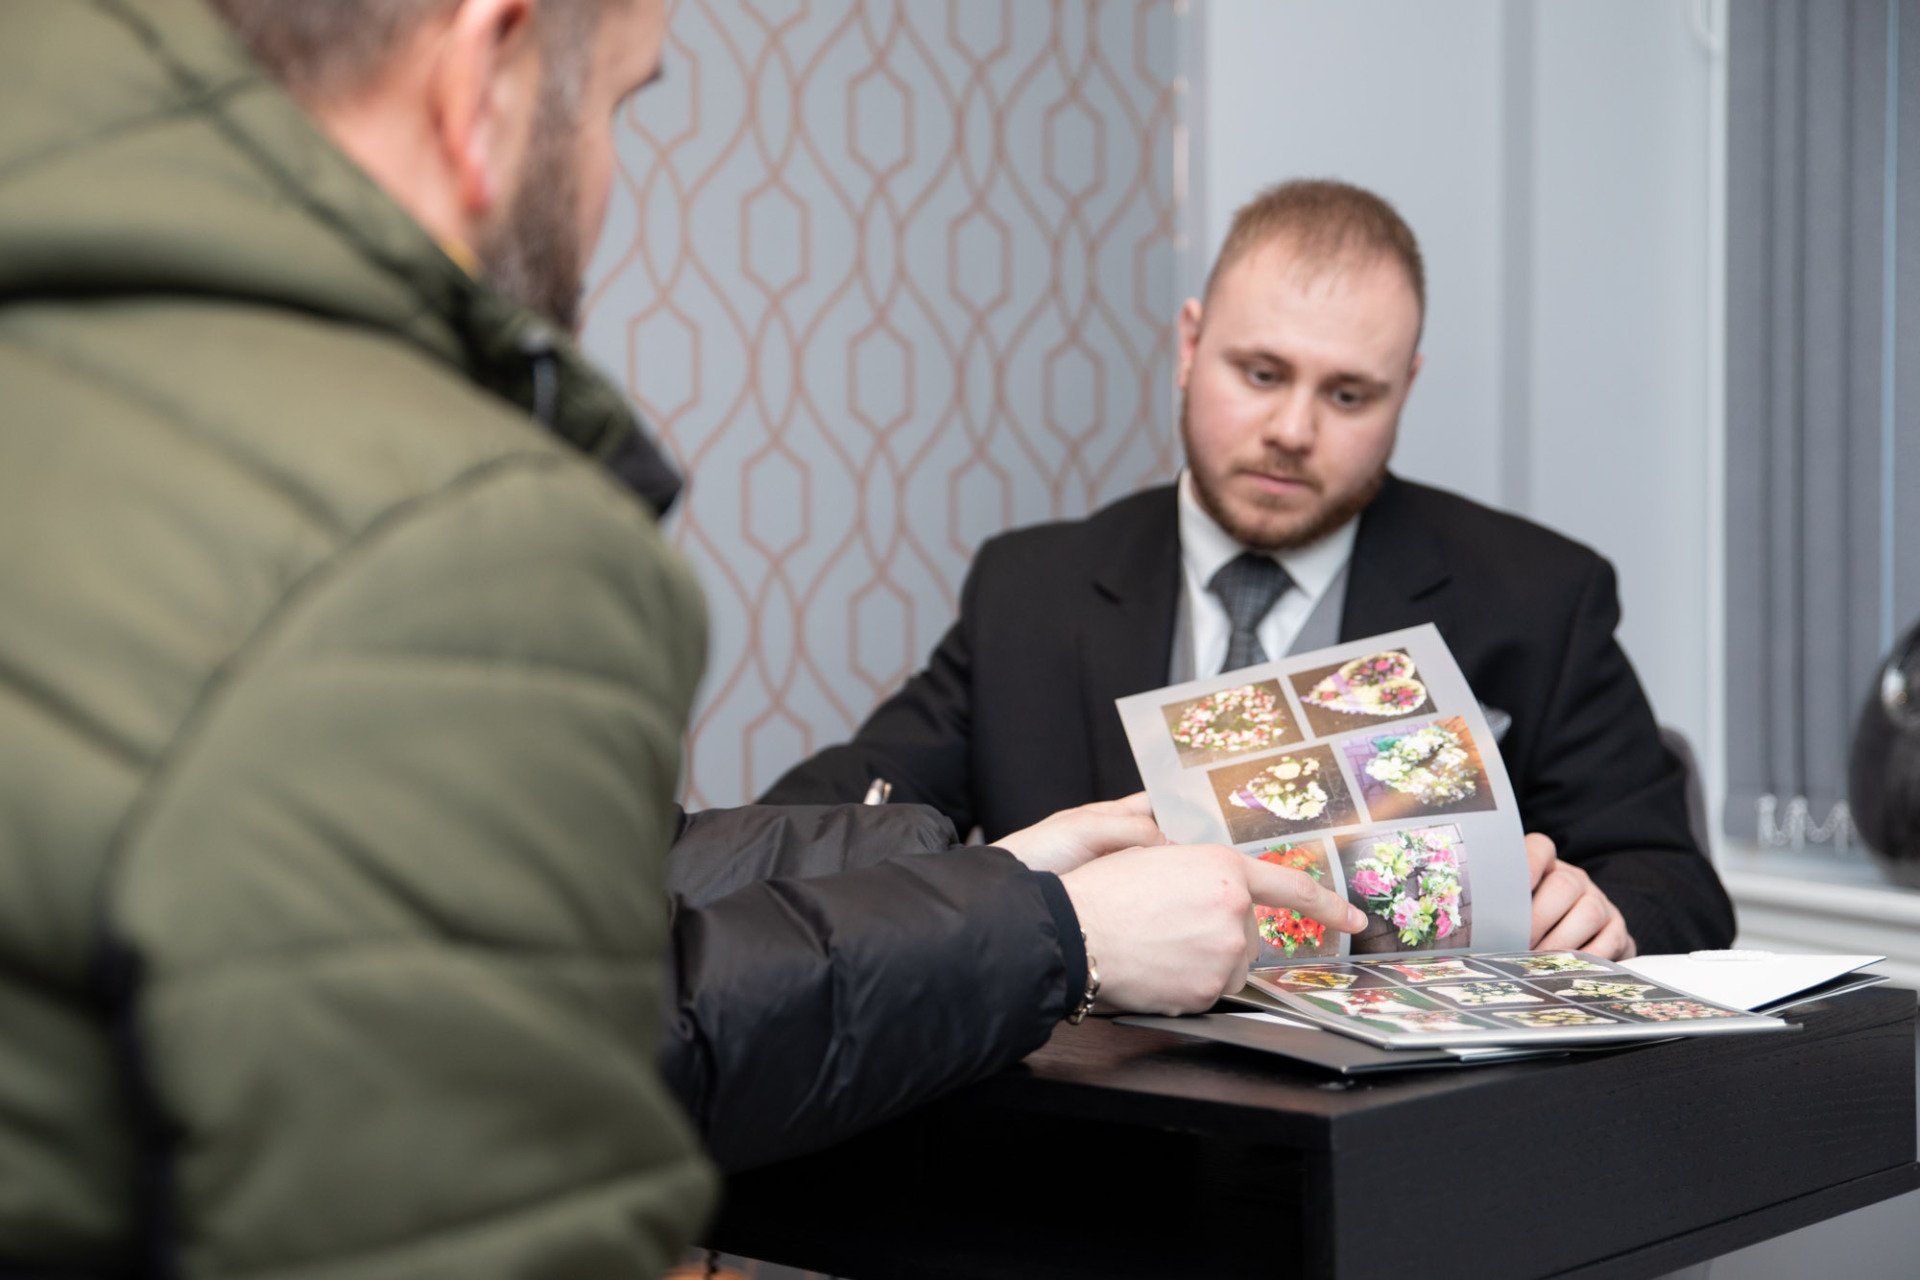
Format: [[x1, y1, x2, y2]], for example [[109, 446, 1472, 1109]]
[[1209, 552, 1294, 673]]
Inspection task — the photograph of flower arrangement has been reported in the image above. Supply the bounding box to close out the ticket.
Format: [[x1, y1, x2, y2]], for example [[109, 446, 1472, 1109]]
[[1294, 986, 1510, 1036], [1336, 824, 1472, 954], [1249, 841, 1344, 962], [1532, 977, 1667, 1003], [1298, 986, 1443, 1020], [1601, 999, 1744, 1023], [1250, 964, 1393, 992], [1366, 1009, 1495, 1035], [1343, 716, 1497, 822], [1489, 1006, 1622, 1029], [1160, 679, 1304, 767], [1425, 980, 1545, 1008], [1484, 952, 1611, 978], [1208, 745, 1358, 843], [1288, 648, 1435, 737], [1374, 955, 1490, 983]]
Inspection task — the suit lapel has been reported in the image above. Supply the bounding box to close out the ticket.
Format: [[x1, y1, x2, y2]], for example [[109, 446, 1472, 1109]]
[[1081, 487, 1183, 795], [1339, 474, 1453, 640]]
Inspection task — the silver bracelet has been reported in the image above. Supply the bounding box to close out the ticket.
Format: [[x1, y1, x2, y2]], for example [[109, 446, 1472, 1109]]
[[1066, 929, 1101, 1024]]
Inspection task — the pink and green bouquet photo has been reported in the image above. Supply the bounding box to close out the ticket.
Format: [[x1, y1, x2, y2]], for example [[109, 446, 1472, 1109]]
[[1346, 826, 1467, 949]]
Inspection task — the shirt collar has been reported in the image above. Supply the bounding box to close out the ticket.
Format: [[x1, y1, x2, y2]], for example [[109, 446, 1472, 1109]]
[[1176, 469, 1359, 603]]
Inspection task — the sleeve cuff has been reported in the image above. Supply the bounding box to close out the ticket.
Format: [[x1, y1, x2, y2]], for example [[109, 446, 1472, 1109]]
[[1030, 870, 1088, 1019]]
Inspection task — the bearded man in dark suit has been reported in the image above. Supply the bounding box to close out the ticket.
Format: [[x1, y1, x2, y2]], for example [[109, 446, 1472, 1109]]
[[764, 179, 1735, 959]]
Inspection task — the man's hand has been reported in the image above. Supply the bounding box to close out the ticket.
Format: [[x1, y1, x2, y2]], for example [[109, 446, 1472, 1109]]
[[1059, 844, 1366, 1015], [1527, 833, 1636, 959], [996, 792, 1166, 877]]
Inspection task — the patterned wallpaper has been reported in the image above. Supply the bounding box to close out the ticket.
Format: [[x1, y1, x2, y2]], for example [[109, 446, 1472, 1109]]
[[581, 0, 1191, 807]]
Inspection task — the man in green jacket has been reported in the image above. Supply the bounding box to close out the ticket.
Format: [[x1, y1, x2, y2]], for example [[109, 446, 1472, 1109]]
[[0, 0, 1359, 1274], [1, 0, 719, 1274]]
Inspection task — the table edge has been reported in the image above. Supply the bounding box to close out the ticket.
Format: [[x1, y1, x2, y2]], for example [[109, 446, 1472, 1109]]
[[1551, 1161, 1920, 1280]]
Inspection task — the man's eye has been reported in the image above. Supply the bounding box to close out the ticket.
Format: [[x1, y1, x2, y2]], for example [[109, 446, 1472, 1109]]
[[1245, 366, 1280, 388], [1330, 387, 1368, 409]]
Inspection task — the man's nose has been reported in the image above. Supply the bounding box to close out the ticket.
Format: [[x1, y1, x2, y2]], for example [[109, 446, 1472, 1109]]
[[1262, 389, 1316, 453]]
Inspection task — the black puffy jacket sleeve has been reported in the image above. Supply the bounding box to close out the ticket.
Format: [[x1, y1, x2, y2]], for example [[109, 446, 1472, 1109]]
[[659, 805, 1085, 1171]]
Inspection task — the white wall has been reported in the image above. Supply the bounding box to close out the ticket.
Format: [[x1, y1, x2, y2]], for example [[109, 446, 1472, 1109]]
[[1197, 0, 1717, 765], [1196, 0, 1511, 513], [1523, 0, 1719, 786]]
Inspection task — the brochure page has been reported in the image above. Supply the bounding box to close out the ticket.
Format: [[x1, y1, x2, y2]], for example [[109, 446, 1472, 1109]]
[[1115, 624, 1530, 964]]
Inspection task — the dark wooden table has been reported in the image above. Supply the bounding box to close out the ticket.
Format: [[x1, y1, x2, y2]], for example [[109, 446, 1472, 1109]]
[[707, 987, 1919, 1279]]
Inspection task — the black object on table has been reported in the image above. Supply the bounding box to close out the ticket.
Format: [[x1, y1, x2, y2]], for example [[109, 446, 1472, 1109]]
[[707, 988, 1918, 1279], [1852, 613, 1920, 888]]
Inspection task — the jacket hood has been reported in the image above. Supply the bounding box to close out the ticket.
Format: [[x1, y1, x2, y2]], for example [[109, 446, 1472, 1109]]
[[0, 0, 680, 511]]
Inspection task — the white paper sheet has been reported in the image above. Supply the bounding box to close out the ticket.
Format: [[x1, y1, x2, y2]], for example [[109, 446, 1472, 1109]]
[[1619, 952, 1884, 1012]]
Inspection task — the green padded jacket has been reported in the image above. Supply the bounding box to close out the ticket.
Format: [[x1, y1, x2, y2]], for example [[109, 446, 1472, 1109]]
[[0, 0, 716, 1274]]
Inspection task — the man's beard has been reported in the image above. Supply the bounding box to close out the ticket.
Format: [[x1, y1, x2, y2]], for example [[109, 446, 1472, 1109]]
[[1179, 391, 1386, 552], [476, 83, 585, 332]]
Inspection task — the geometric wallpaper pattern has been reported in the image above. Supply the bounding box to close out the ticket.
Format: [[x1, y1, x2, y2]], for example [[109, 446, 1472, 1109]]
[[582, 0, 1189, 807]]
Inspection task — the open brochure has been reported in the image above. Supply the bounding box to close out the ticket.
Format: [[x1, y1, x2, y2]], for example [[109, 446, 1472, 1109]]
[[1114, 624, 1790, 1050], [1233, 950, 1785, 1049]]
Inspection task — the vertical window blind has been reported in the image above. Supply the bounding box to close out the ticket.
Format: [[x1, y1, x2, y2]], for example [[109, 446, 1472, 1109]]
[[1725, 0, 1918, 848]]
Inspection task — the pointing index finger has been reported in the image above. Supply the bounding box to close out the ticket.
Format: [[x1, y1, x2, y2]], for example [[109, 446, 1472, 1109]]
[[1242, 857, 1366, 934]]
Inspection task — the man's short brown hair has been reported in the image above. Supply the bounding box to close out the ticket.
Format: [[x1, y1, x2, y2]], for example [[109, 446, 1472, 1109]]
[[206, 0, 606, 105], [1204, 179, 1425, 320]]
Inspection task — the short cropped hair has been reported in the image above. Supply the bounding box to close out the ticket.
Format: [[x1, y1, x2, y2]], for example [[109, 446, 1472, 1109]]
[[1204, 179, 1425, 319], [206, 0, 606, 105]]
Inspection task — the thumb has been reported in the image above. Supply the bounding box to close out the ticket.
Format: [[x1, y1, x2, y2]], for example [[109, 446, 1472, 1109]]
[[1525, 833, 1556, 889], [1081, 791, 1155, 819], [1242, 858, 1366, 934]]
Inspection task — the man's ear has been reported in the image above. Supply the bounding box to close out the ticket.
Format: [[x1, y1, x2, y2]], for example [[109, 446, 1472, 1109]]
[[428, 0, 539, 219], [1405, 350, 1424, 393], [1176, 297, 1203, 390]]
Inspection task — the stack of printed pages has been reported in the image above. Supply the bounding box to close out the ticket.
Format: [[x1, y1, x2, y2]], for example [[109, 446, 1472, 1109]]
[[1111, 625, 1796, 1056]]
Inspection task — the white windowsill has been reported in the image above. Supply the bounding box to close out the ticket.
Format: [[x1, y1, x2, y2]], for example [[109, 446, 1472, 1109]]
[[1719, 846, 1920, 989]]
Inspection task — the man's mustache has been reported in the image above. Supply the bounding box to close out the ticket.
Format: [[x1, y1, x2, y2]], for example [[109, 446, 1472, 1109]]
[[1236, 464, 1321, 492]]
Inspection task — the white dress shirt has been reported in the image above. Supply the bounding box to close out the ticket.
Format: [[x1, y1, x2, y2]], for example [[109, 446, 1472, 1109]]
[[1177, 470, 1358, 678]]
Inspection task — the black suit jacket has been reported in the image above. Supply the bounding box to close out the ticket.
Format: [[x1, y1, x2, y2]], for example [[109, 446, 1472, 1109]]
[[762, 476, 1736, 954]]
